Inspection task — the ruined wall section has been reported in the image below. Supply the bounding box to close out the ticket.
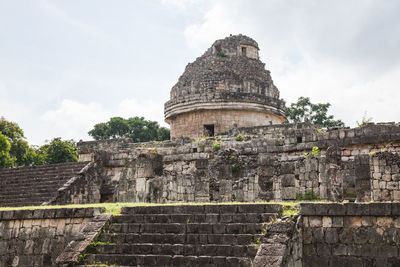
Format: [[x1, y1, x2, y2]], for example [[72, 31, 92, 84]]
[[300, 203, 400, 266], [77, 123, 400, 204], [0, 208, 103, 267], [370, 152, 400, 201], [46, 151, 109, 205]]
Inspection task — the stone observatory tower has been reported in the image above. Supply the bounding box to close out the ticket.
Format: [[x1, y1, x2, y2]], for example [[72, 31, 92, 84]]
[[164, 34, 286, 139]]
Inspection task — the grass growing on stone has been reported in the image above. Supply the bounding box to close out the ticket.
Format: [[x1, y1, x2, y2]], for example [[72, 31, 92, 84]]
[[0, 201, 304, 216], [281, 203, 300, 217]]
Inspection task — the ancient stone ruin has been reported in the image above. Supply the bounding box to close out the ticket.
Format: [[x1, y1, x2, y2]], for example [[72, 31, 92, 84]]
[[1, 34, 400, 266], [165, 34, 286, 139]]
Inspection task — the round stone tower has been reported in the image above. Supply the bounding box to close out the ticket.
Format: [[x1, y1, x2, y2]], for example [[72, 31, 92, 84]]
[[164, 34, 286, 139]]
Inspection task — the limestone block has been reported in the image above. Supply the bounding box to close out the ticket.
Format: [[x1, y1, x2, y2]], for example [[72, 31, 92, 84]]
[[344, 216, 362, 228], [373, 190, 381, 200], [387, 181, 398, 190], [372, 180, 379, 189], [361, 216, 376, 227], [379, 181, 386, 189], [281, 174, 296, 187], [325, 228, 339, 243], [281, 187, 296, 200], [392, 174, 400, 181], [382, 173, 392, 182], [377, 217, 393, 227], [309, 216, 322, 227], [322, 216, 332, 227], [394, 190, 400, 201], [332, 217, 344, 227]]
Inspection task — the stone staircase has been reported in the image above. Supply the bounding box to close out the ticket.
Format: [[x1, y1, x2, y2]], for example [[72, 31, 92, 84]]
[[82, 204, 282, 266], [0, 161, 89, 207]]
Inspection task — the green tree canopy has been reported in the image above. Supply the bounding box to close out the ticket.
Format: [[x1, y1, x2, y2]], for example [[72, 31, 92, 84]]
[[286, 97, 345, 127], [0, 117, 78, 168], [38, 138, 78, 164], [0, 117, 32, 166], [88, 116, 170, 142], [0, 131, 15, 168]]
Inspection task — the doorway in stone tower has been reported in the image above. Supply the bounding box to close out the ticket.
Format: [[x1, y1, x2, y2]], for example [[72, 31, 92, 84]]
[[241, 46, 247, 56], [204, 124, 215, 137]]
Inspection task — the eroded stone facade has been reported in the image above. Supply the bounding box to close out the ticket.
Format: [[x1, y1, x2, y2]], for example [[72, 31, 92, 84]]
[[0, 208, 103, 267], [72, 122, 400, 205]]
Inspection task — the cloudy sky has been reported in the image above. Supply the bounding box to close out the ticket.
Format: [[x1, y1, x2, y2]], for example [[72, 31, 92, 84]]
[[1, 0, 399, 145]]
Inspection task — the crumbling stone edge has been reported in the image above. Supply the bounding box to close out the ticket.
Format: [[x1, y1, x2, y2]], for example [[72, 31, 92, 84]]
[[44, 151, 109, 205], [253, 214, 301, 267], [56, 212, 112, 266]]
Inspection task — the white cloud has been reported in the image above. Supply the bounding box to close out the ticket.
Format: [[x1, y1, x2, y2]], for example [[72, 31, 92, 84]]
[[41, 99, 110, 142], [160, 0, 210, 14], [37, 97, 167, 145], [183, 0, 400, 127], [118, 98, 166, 127], [39, 0, 109, 40]]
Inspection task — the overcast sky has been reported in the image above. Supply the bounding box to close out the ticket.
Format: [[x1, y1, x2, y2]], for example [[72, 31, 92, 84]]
[[1, 0, 399, 145]]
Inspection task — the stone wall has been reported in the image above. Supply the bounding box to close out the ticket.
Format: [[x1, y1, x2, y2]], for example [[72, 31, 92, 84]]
[[74, 123, 400, 205], [0, 207, 103, 267], [168, 108, 283, 139], [300, 203, 400, 266], [370, 152, 400, 201]]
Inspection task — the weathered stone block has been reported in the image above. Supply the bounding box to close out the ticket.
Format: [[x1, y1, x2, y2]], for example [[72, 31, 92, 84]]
[[281, 187, 296, 200], [322, 216, 332, 227], [281, 174, 296, 187], [309, 216, 322, 227]]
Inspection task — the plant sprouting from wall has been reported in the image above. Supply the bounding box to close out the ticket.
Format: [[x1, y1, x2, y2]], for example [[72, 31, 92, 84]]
[[213, 138, 222, 151], [357, 111, 373, 127], [236, 134, 244, 141], [311, 146, 320, 157]]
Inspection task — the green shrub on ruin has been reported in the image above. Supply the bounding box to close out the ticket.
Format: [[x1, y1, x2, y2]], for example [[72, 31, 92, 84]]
[[213, 141, 221, 151], [311, 146, 320, 157], [296, 189, 321, 201], [236, 134, 244, 141]]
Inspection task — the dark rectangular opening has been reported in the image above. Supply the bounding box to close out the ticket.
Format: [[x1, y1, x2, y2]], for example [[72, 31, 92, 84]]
[[297, 136, 303, 143], [241, 46, 247, 56], [204, 124, 215, 137]]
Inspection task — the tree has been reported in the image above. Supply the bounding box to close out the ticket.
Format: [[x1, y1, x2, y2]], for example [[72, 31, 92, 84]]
[[286, 97, 345, 127], [0, 117, 78, 168], [0, 117, 31, 166], [39, 138, 78, 164], [0, 132, 15, 168], [88, 116, 170, 142], [357, 111, 373, 127]]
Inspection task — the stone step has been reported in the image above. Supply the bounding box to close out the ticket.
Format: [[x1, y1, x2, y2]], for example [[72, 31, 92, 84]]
[[85, 254, 252, 267], [0, 201, 42, 207], [0, 199, 48, 207], [0, 162, 87, 175], [108, 222, 266, 234], [0, 164, 86, 176], [94, 243, 257, 257], [112, 212, 276, 224], [0, 183, 67, 193], [0, 190, 61, 199], [100, 233, 262, 245], [121, 204, 281, 215], [0, 175, 75, 185]]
